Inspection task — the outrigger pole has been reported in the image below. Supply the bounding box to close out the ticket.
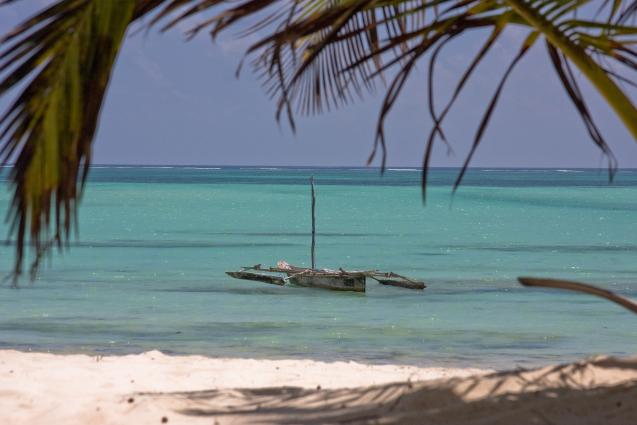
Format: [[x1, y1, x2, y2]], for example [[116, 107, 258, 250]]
[[310, 176, 316, 270]]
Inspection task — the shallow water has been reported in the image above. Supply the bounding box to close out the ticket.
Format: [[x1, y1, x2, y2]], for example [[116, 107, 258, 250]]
[[1, 167, 636, 369]]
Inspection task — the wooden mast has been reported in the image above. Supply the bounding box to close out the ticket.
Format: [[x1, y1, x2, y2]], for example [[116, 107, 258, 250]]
[[310, 176, 316, 270]]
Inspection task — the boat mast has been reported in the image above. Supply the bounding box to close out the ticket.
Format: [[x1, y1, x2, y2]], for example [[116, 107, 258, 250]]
[[310, 176, 316, 270]]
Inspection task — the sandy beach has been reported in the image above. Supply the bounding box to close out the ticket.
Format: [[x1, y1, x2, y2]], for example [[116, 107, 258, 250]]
[[1, 350, 636, 424], [2, 1, 637, 424]]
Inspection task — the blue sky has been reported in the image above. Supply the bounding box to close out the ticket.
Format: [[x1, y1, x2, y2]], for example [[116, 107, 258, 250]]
[[2, 2, 637, 167]]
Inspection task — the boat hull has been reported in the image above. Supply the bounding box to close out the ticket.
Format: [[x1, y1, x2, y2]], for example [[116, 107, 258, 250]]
[[288, 274, 366, 292], [226, 271, 285, 286]]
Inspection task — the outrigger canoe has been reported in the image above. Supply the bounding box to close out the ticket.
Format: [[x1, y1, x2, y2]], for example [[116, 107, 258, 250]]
[[226, 261, 425, 293], [225, 177, 427, 293]]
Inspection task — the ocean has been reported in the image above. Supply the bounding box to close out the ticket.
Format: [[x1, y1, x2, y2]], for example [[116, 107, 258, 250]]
[[0, 166, 635, 369]]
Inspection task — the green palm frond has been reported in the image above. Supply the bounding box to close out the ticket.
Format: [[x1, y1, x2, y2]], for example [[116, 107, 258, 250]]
[[158, 0, 637, 186], [0, 0, 157, 280], [2, 0, 637, 280]]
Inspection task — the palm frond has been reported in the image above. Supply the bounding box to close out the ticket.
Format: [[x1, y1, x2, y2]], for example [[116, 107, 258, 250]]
[[0, 0, 155, 281], [519, 276, 637, 315], [452, 30, 539, 193], [149, 0, 637, 196], [2, 0, 637, 280]]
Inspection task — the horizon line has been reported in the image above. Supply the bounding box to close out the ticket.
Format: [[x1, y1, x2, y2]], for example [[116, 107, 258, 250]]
[[0, 164, 632, 170]]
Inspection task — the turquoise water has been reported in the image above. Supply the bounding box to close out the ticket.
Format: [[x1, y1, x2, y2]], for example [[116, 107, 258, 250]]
[[1, 167, 636, 369]]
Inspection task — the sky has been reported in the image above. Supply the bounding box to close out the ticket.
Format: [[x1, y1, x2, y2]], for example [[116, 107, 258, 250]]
[[1, 2, 637, 168]]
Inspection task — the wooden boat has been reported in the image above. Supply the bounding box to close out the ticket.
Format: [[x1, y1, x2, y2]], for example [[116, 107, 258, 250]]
[[227, 262, 425, 292], [228, 262, 367, 292], [225, 178, 426, 293], [282, 263, 367, 292], [288, 272, 366, 292]]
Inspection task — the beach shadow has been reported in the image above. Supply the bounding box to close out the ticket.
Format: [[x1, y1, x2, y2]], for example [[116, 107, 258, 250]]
[[135, 356, 637, 424]]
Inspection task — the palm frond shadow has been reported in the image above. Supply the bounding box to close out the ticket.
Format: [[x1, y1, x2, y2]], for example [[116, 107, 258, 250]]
[[131, 275, 637, 424], [134, 356, 637, 424]]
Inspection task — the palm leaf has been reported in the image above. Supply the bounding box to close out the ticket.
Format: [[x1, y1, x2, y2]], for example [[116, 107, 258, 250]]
[[0, 0, 156, 281], [2, 0, 637, 280], [519, 277, 637, 315], [150, 0, 637, 195]]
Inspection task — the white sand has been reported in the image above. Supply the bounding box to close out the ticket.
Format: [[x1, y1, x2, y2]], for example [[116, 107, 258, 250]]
[[1, 350, 635, 424]]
